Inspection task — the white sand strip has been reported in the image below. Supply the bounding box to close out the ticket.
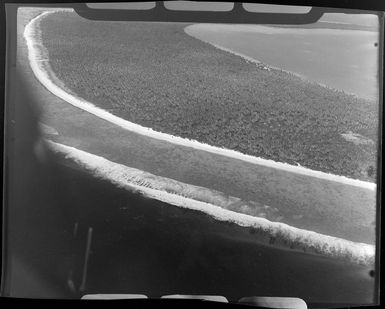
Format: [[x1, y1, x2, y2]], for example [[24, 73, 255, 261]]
[[47, 140, 375, 266], [24, 10, 376, 191]]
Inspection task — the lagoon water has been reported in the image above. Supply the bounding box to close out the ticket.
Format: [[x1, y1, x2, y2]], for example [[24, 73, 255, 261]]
[[185, 22, 379, 101]]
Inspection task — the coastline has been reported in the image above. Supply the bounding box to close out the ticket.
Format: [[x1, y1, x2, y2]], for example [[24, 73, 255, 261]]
[[184, 23, 377, 101], [24, 10, 376, 191], [48, 140, 375, 266], [22, 9, 376, 266]]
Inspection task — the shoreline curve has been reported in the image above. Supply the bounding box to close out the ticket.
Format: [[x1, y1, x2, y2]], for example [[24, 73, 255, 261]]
[[24, 9, 377, 191], [47, 140, 375, 266], [184, 23, 376, 100]]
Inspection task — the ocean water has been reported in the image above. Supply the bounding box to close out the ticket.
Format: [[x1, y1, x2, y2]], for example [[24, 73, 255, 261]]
[[185, 23, 379, 101]]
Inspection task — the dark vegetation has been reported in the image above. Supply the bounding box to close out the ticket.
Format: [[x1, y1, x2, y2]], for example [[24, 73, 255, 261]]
[[40, 12, 378, 181]]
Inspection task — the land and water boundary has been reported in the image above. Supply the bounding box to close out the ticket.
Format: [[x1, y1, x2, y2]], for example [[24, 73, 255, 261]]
[[38, 10, 379, 182], [18, 7, 376, 250]]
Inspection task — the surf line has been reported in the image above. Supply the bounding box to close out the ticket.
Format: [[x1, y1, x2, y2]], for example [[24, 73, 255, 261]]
[[47, 140, 375, 266], [24, 10, 376, 191]]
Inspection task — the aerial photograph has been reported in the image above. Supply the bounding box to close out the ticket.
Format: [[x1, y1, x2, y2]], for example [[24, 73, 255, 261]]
[[4, 1, 380, 306]]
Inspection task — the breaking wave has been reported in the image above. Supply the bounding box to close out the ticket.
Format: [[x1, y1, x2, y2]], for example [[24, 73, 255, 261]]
[[47, 140, 375, 267], [24, 9, 376, 266], [24, 9, 376, 191]]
